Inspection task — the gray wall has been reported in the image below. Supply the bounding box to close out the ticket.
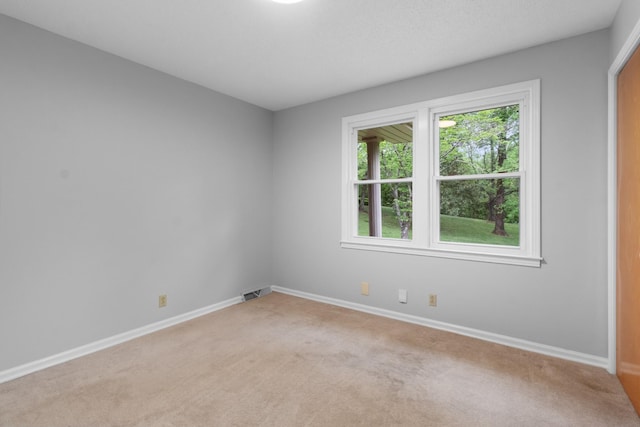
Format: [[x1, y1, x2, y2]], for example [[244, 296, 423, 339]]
[[0, 15, 273, 371], [611, 0, 640, 62], [272, 30, 611, 357]]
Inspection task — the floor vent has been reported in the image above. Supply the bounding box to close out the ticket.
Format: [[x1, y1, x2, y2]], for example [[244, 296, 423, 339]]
[[242, 287, 271, 302]]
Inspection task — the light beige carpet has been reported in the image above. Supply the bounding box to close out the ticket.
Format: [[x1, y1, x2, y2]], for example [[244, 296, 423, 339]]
[[1, 292, 638, 426]]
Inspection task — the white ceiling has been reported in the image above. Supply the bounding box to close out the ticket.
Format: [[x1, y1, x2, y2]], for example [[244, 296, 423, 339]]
[[0, 0, 622, 111]]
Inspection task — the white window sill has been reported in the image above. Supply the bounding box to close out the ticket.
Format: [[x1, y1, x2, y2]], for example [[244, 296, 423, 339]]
[[340, 240, 542, 267]]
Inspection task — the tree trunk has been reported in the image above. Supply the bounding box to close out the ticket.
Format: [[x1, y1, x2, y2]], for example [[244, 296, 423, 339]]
[[391, 185, 410, 239], [359, 185, 366, 211], [492, 130, 509, 236], [487, 196, 496, 221], [492, 178, 508, 236]]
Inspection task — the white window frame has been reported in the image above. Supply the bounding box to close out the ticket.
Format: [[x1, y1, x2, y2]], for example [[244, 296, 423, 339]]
[[341, 80, 541, 267]]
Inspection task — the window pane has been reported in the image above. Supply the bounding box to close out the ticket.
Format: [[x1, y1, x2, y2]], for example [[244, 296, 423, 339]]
[[358, 122, 413, 180], [439, 178, 519, 246], [439, 105, 519, 176], [357, 183, 412, 239]]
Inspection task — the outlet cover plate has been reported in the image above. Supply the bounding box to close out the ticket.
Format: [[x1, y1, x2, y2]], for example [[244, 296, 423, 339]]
[[399, 289, 408, 303], [361, 282, 369, 296]]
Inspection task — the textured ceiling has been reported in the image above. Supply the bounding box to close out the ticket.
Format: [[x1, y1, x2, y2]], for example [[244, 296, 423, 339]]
[[0, 0, 622, 111]]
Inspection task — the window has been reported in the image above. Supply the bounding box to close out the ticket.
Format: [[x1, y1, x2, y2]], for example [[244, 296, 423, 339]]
[[357, 121, 414, 239], [341, 80, 541, 266]]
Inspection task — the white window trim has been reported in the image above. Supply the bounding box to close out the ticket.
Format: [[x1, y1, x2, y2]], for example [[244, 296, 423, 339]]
[[341, 80, 541, 267]]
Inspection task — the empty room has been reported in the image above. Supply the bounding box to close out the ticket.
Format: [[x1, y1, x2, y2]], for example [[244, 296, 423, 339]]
[[1, 0, 640, 425]]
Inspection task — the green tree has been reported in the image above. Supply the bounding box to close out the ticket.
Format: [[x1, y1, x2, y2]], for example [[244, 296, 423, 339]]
[[439, 105, 519, 236], [379, 140, 412, 239]]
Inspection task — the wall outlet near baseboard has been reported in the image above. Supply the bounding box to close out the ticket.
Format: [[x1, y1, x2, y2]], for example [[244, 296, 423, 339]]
[[361, 282, 369, 296], [398, 289, 408, 304], [159, 294, 167, 308], [429, 294, 437, 307]]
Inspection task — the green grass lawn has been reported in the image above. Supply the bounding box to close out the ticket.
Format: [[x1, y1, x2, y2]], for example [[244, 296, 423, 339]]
[[358, 208, 519, 246], [358, 206, 411, 239], [440, 214, 519, 246]]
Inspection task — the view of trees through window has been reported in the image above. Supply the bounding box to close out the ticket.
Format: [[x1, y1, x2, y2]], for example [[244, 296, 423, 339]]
[[438, 104, 520, 246], [357, 122, 413, 239], [356, 105, 520, 246]]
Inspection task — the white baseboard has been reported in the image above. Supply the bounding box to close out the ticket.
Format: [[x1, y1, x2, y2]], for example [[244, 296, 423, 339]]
[[271, 286, 609, 370], [0, 296, 243, 384]]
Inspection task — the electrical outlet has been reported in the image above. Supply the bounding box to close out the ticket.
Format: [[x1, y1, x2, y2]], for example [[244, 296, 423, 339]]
[[159, 294, 167, 308], [429, 294, 437, 307], [398, 289, 408, 304], [361, 282, 369, 296]]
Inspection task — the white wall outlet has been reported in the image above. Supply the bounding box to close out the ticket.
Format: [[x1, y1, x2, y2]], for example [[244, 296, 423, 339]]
[[399, 289, 408, 304]]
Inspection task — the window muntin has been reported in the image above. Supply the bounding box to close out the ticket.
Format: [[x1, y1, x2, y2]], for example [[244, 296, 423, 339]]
[[341, 81, 540, 267]]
